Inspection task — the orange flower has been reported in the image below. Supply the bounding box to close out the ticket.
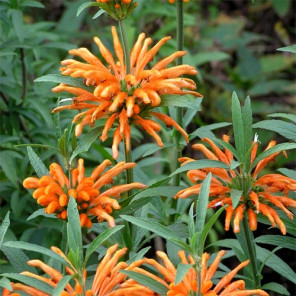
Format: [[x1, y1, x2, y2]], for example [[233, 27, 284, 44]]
[[112, 250, 268, 296], [168, 0, 189, 3], [52, 26, 201, 159], [3, 244, 146, 296], [23, 159, 146, 228], [175, 136, 296, 234]]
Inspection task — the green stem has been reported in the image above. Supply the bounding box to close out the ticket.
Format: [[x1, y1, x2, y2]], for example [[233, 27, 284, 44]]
[[172, 0, 184, 187], [242, 215, 260, 288], [118, 19, 130, 74], [118, 19, 133, 192]]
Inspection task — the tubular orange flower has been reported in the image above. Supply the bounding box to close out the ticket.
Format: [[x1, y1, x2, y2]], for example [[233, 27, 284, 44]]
[[175, 136, 296, 234], [3, 244, 146, 296], [52, 26, 201, 159], [168, 0, 189, 3], [23, 159, 146, 228], [111, 250, 268, 296]]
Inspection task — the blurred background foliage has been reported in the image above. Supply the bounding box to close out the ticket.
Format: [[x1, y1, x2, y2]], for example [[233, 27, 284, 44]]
[[0, 0, 295, 293]]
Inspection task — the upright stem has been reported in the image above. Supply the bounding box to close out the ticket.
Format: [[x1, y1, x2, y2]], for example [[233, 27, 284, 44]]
[[173, 0, 184, 186], [118, 19, 133, 192], [242, 215, 260, 288], [118, 19, 130, 74]]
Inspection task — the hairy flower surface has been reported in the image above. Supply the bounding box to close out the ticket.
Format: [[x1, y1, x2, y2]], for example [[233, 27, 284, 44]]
[[175, 136, 296, 234], [3, 244, 146, 296], [23, 159, 145, 228], [52, 26, 201, 159], [111, 250, 268, 296]]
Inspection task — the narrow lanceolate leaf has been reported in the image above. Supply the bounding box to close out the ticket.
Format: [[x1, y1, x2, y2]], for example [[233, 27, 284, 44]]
[[212, 139, 239, 160], [11, 10, 24, 43], [77, 1, 99, 16], [231, 92, 245, 160], [1, 273, 53, 294], [175, 263, 193, 285], [256, 245, 296, 284], [242, 96, 253, 156], [120, 216, 190, 252], [277, 168, 296, 180], [159, 94, 202, 109], [250, 143, 296, 170], [84, 225, 125, 264], [261, 282, 290, 296], [253, 120, 296, 141], [230, 189, 242, 209], [0, 211, 10, 248], [35, 74, 93, 91], [170, 160, 229, 177], [27, 147, 49, 177], [52, 275, 72, 296], [195, 173, 212, 234], [268, 112, 296, 123], [67, 197, 83, 260], [0, 277, 12, 291], [120, 270, 168, 296], [93, 9, 105, 19], [3, 241, 68, 265], [198, 207, 225, 256], [255, 235, 296, 251], [70, 126, 103, 162], [277, 44, 296, 53]]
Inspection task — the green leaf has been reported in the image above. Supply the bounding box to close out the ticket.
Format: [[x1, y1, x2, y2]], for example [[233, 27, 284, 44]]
[[232, 92, 245, 160], [250, 143, 296, 170], [242, 96, 253, 159], [67, 197, 83, 260], [20, 0, 45, 8], [134, 186, 183, 199], [196, 173, 211, 234], [52, 275, 72, 296], [190, 122, 232, 141], [253, 120, 296, 141], [1, 273, 53, 294], [0, 277, 12, 291], [277, 168, 296, 180], [175, 263, 193, 285], [170, 160, 229, 177], [198, 207, 225, 256], [27, 147, 49, 177], [262, 282, 290, 296], [159, 95, 202, 109], [256, 245, 296, 284], [3, 241, 68, 265], [212, 139, 240, 160], [121, 216, 190, 252], [27, 208, 54, 221], [268, 113, 296, 123], [77, 1, 100, 16], [0, 152, 19, 188], [271, 0, 290, 16], [255, 235, 296, 251], [0, 212, 10, 248], [277, 44, 296, 54], [35, 74, 93, 92], [11, 10, 24, 43], [120, 270, 168, 296], [93, 9, 105, 19], [15, 144, 60, 153], [84, 225, 124, 264], [230, 189, 242, 209], [70, 126, 103, 162]]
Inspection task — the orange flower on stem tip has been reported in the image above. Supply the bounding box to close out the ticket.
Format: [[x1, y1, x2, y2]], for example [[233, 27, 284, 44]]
[[52, 26, 201, 159], [110, 250, 268, 296], [3, 244, 148, 296], [175, 135, 296, 234], [23, 159, 146, 228]]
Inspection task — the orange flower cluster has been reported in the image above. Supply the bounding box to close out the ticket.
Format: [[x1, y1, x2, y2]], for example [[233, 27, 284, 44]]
[[112, 250, 268, 296], [175, 136, 296, 234], [52, 26, 201, 159], [23, 159, 145, 228], [3, 244, 147, 296], [96, 0, 137, 18]]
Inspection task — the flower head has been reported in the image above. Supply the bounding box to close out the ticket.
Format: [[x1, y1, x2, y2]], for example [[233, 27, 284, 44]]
[[175, 136, 296, 234], [168, 0, 189, 3], [52, 26, 201, 159], [111, 250, 268, 296], [96, 0, 137, 20], [23, 159, 146, 228], [3, 244, 146, 296]]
